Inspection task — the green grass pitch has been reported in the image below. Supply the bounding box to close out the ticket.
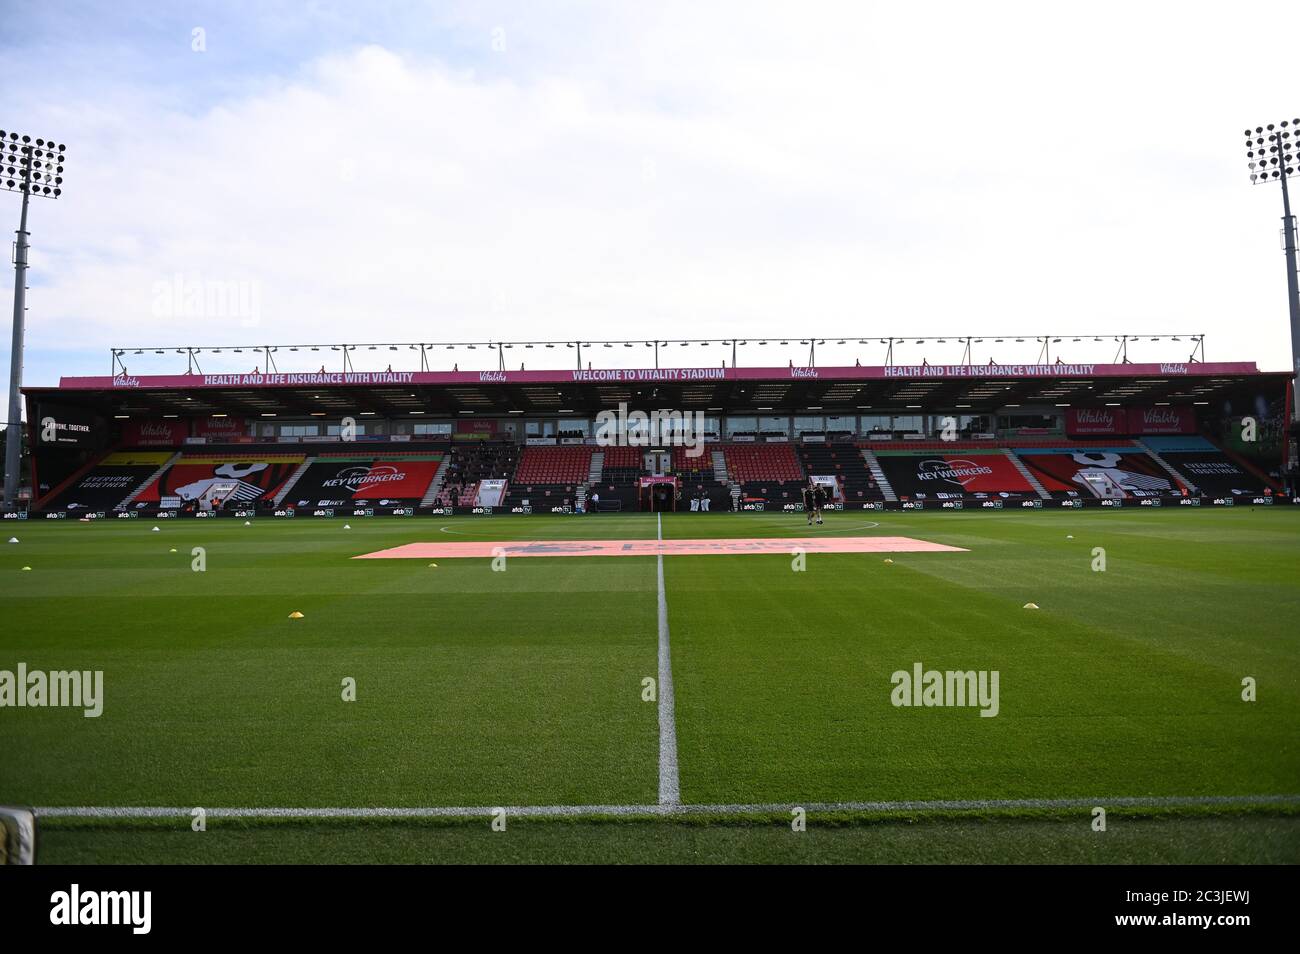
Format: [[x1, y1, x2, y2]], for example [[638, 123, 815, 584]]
[[2, 508, 1297, 863]]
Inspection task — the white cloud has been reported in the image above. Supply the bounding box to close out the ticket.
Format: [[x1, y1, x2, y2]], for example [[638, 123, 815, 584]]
[[5, 0, 1300, 382]]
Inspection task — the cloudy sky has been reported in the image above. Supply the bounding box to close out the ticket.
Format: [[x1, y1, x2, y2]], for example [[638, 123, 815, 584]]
[[1, 0, 1298, 393]]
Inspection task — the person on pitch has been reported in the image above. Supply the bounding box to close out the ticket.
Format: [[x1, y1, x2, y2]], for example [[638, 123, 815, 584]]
[[802, 480, 816, 526], [813, 481, 827, 525]]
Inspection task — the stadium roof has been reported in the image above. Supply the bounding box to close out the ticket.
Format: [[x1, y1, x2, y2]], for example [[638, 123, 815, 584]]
[[25, 361, 1288, 418]]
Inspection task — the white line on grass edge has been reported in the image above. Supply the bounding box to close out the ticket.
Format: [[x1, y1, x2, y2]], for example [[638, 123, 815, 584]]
[[34, 794, 1300, 820], [657, 512, 681, 805]]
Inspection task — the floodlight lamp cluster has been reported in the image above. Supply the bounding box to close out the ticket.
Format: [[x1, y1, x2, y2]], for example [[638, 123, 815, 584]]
[[0, 129, 66, 197], [1245, 119, 1299, 184]]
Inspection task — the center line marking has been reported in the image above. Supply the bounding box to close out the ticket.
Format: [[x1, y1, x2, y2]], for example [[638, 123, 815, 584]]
[[657, 512, 680, 806]]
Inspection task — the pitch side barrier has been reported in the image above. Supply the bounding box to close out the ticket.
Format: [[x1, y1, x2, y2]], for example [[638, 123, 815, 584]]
[[738, 496, 1296, 512], [32, 495, 1300, 520]]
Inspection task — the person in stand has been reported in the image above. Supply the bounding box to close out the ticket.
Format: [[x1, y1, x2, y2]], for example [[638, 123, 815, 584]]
[[589, 490, 600, 514]]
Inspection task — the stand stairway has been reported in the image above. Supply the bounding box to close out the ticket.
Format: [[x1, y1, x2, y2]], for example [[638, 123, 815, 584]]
[[859, 448, 898, 502], [1004, 449, 1051, 499], [271, 456, 317, 507], [115, 451, 183, 510]]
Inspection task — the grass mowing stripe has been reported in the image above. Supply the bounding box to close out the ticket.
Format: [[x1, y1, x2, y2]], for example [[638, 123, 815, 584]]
[[34, 793, 1300, 820], [657, 512, 681, 805]]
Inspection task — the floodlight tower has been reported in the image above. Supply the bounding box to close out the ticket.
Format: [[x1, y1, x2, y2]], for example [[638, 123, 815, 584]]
[[2, 129, 66, 506], [1245, 118, 1300, 416]]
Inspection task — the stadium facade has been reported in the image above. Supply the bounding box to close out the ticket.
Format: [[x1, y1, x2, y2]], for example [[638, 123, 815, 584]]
[[13, 357, 1297, 519]]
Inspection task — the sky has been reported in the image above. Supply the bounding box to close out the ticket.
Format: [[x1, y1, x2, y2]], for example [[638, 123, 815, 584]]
[[1, 0, 1299, 398]]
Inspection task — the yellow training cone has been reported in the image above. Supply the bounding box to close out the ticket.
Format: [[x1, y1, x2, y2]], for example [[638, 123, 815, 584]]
[[428, 563, 438, 568], [1023, 602, 1039, 610], [288, 611, 305, 619], [883, 558, 894, 564], [169, 548, 177, 553], [20, 566, 31, 571]]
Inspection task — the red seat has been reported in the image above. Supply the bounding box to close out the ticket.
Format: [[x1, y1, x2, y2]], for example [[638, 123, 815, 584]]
[[515, 447, 594, 484]]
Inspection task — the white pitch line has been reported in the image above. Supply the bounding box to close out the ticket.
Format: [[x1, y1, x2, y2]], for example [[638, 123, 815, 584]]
[[33, 794, 1300, 820], [656, 512, 681, 805], [753, 520, 882, 534]]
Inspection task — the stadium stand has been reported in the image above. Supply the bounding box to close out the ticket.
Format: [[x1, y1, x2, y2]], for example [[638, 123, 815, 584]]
[[37, 450, 175, 512], [1140, 436, 1281, 498], [48, 433, 1271, 512], [502, 479, 581, 511], [438, 441, 517, 507], [871, 447, 1039, 501], [514, 445, 593, 483], [285, 453, 445, 510], [502, 445, 592, 511], [849, 438, 1272, 501], [671, 445, 730, 511], [600, 445, 645, 485], [1012, 445, 1186, 500], [797, 440, 882, 504], [723, 442, 804, 503], [723, 443, 802, 480], [109, 451, 308, 510], [671, 445, 712, 481], [583, 445, 642, 511]]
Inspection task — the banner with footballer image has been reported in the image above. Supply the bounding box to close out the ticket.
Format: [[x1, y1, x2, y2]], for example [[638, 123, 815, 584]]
[[136, 455, 305, 505], [1017, 450, 1183, 498]]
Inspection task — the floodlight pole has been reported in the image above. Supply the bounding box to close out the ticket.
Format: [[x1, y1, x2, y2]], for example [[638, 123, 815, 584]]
[[1247, 119, 1300, 420], [1278, 168, 1300, 412], [3, 162, 31, 506]]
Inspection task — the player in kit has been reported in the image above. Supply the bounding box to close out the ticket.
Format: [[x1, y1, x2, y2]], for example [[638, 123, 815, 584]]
[[802, 481, 816, 525], [812, 482, 827, 524]]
